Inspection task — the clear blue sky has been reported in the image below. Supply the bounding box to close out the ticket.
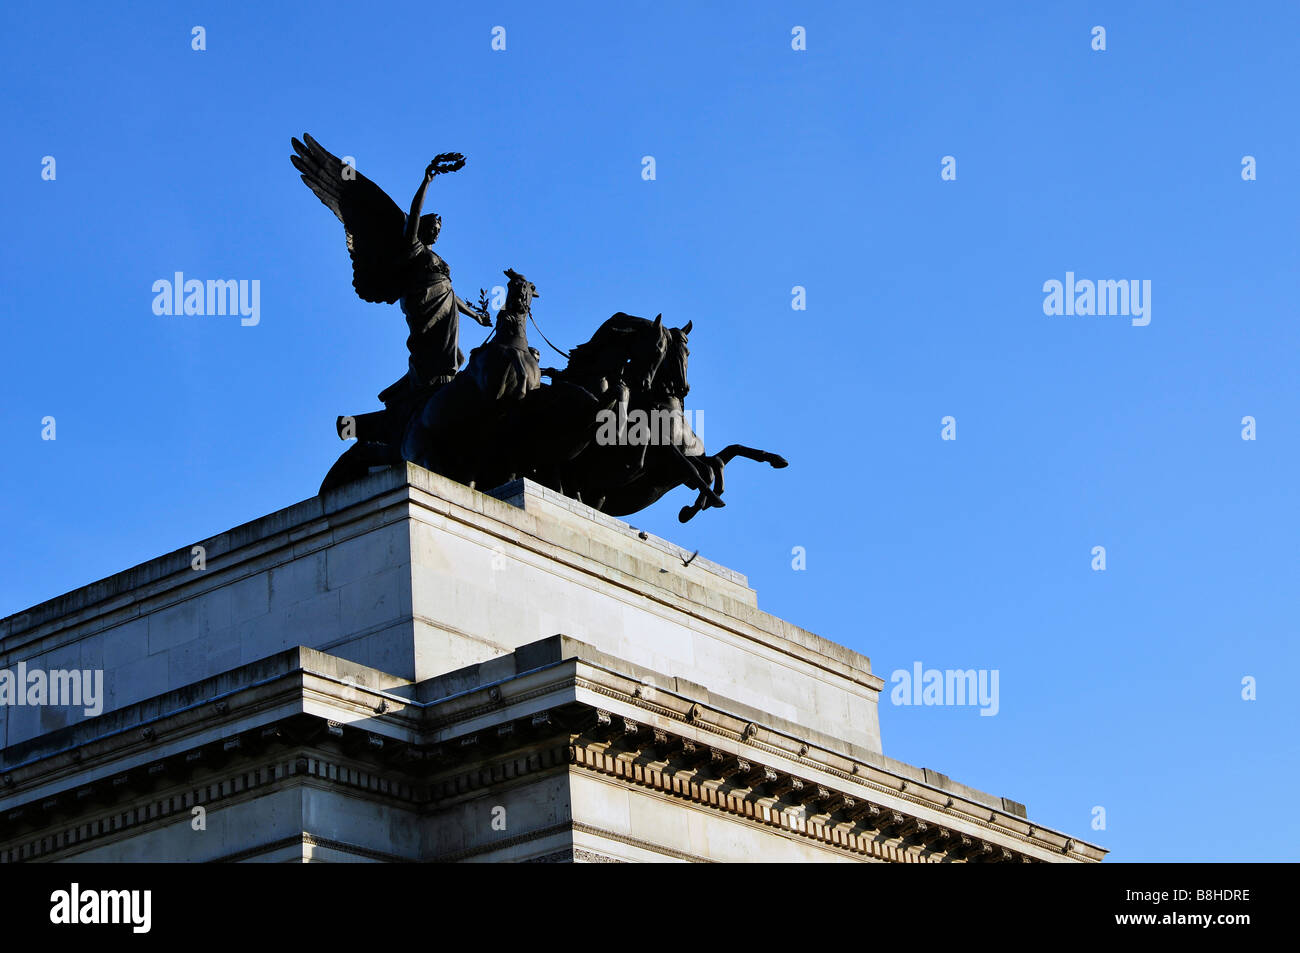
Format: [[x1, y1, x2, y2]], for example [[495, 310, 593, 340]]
[[1, 1, 1296, 861]]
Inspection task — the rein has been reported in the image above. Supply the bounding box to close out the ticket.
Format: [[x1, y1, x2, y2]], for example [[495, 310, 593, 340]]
[[528, 311, 570, 359], [476, 307, 571, 360]]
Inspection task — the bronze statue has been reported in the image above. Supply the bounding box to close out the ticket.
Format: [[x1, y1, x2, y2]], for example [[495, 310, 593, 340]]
[[291, 136, 785, 520]]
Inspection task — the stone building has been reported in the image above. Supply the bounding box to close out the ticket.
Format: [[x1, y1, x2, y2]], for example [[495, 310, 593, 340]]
[[0, 466, 1104, 862]]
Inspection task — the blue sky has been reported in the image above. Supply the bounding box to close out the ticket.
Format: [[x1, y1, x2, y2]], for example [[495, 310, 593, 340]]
[[2, 1, 1296, 860]]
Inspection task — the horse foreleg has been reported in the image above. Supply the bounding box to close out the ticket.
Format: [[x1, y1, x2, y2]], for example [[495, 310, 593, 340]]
[[714, 444, 789, 468], [667, 444, 725, 509], [677, 448, 785, 523], [678, 457, 726, 523]]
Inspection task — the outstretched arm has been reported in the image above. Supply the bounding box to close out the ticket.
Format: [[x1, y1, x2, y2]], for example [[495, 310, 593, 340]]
[[404, 168, 434, 242], [456, 293, 492, 327], [405, 152, 466, 243]]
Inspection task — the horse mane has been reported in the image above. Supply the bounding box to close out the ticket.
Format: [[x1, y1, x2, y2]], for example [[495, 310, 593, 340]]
[[564, 312, 654, 372]]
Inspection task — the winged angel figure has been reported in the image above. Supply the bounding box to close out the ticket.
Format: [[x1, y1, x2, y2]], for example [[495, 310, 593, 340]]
[[290, 134, 490, 474]]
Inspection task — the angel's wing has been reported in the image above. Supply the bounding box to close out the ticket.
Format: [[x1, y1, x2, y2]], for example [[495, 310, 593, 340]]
[[290, 133, 412, 304]]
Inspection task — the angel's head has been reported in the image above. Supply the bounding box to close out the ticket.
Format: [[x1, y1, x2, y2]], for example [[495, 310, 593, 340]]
[[418, 213, 442, 245]]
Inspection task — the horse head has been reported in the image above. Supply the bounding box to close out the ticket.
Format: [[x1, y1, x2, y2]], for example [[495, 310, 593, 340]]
[[623, 313, 670, 393], [652, 320, 691, 399]]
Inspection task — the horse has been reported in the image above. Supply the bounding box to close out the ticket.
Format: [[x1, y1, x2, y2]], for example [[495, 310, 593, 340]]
[[556, 321, 787, 521]]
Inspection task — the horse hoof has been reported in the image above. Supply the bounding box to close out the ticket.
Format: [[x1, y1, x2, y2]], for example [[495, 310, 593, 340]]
[[699, 487, 725, 507], [769, 455, 789, 468], [678, 507, 695, 523]]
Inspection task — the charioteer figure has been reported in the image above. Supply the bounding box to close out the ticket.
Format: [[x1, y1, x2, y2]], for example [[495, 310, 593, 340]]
[[464, 269, 542, 403]]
